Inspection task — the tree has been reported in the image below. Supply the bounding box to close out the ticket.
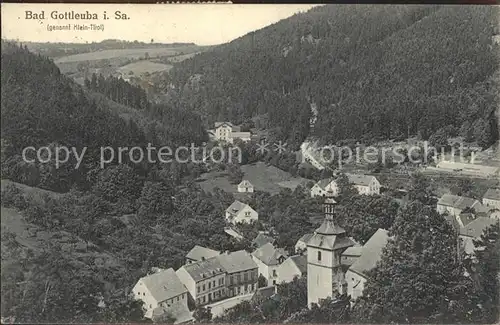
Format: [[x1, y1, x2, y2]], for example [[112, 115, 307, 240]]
[[276, 276, 308, 319], [407, 172, 434, 205], [258, 274, 268, 288], [193, 306, 212, 322], [227, 164, 244, 184], [352, 201, 482, 323], [472, 222, 500, 323], [336, 195, 399, 244], [336, 173, 358, 202], [137, 181, 174, 219], [428, 127, 449, 151]]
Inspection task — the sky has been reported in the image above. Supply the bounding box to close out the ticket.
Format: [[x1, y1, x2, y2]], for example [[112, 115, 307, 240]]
[[1, 4, 318, 45]]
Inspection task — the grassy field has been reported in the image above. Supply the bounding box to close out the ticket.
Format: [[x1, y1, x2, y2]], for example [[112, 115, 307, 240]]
[[197, 162, 309, 195], [54, 46, 198, 63], [117, 60, 173, 75]]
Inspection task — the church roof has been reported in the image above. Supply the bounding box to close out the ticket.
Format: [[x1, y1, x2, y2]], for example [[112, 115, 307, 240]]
[[307, 232, 355, 250], [315, 217, 346, 235]]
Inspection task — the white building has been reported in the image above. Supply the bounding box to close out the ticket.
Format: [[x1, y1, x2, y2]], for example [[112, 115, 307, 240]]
[[225, 200, 258, 224], [345, 229, 389, 301], [277, 255, 307, 284], [310, 174, 380, 198], [307, 199, 355, 307], [132, 268, 190, 320], [251, 243, 288, 286], [237, 180, 254, 193], [213, 122, 251, 144], [483, 188, 500, 211], [176, 257, 226, 306], [185, 245, 220, 264]]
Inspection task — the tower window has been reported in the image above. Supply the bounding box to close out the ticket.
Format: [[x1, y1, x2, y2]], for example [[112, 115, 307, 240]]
[[317, 251, 322, 261]]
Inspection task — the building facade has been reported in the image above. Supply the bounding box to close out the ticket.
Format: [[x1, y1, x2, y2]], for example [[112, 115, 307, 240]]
[[176, 258, 226, 306], [238, 180, 254, 193], [252, 243, 287, 286], [133, 268, 189, 319]]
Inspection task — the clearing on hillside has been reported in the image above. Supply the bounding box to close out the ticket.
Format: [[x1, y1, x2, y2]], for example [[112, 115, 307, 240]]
[[117, 60, 173, 75]]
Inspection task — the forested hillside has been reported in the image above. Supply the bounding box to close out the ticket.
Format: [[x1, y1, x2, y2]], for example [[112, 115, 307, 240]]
[[1, 42, 207, 192], [166, 5, 499, 149]]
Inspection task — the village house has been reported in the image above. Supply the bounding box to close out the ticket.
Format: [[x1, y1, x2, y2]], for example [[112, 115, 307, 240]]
[[216, 250, 259, 297], [345, 229, 390, 301], [483, 188, 500, 210], [213, 122, 251, 144], [437, 194, 489, 220], [459, 217, 499, 255], [237, 180, 254, 193], [310, 174, 380, 198], [277, 255, 307, 283], [252, 232, 275, 248], [252, 243, 288, 286], [176, 257, 226, 306], [225, 200, 258, 224], [306, 199, 356, 307], [340, 245, 363, 267], [185, 245, 220, 264], [132, 268, 190, 320], [295, 233, 313, 254]]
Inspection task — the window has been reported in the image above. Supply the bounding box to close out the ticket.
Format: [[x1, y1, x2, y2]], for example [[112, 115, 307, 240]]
[[143, 292, 145, 296], [208, 282, 211, 289], [137, 291, 140, 295], [272, 269, 277, 277], [221, 277, 224, 285], [236, 274, 241, 283], [317, 251, 322, 261], [149, 304, 152, 308], [197, 286, 200, 292], [237, 287, 241, 294], [182, 294, 185, 299], [273, 280, 276, 285], [202, 284, 206, 291], [251, 284, 255, 291], [230, 276, 233, 285], [177, 296, 179, 302], [213, 280, 216, 287], [202, 296, 205, 303], [244, 273, 248, 281], [208, 293, 212, 301]]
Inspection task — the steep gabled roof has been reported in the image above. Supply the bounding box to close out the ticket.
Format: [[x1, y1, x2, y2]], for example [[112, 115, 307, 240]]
[[215, 121, 233, 128], [349, 229, 390, 278], [460, 217, 498, 238], [253, 232, 275, 248], [296, 233, 313, 244], [252, 243, 288, 266], [225, 200, 248, 215], [139, 268, 187, 303], [345, 173, 377, 186], [216, 250, 257, 273], [186, 245, 220, 262], [238, 180, 253, 188], [484, 188, 500, 201], [315, 178, 334, 190], [289, 255, 307, 274], [179, 257, 225, 282]]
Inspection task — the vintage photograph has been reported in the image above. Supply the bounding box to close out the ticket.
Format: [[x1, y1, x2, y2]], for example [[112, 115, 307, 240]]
[[1, 3, 499, 324]]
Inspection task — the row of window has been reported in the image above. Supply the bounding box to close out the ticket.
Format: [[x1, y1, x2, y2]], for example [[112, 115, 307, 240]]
[[197, 277, 224, 293], [228, 270, 257, 285], [196, 288, 225, 304], [161, 294, 185, 307]]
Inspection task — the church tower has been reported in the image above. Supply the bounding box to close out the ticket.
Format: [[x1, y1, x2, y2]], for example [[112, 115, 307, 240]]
[[307, 198, 354, 307]]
